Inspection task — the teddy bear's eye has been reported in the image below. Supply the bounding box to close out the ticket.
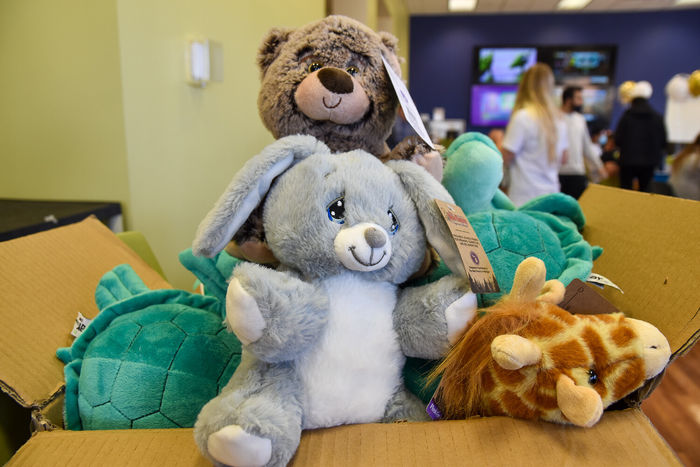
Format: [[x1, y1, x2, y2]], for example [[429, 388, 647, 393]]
[[308, 62, 323, 73], [327, 196, 345, 224], [388, 209, 399, 235], [346, 66, 359, 76]]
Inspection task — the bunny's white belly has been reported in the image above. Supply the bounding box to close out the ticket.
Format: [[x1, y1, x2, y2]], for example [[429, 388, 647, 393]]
[[298, 274, 404, 429]]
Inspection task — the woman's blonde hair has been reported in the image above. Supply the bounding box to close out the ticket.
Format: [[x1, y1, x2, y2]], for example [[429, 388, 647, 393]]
[[510, 63, 559, 162]]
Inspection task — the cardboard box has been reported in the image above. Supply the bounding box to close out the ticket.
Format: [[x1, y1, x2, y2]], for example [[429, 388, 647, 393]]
[[2, 185, 698, 466]]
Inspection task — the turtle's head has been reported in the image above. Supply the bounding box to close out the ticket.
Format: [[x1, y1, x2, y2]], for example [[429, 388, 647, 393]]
[[443, 132, 504, 215]]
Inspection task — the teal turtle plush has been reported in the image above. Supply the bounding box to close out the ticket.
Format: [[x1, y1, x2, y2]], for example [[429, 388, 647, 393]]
[[57, 263, 241, 430], [404, 132, 603, 402], [416, 132, 602, 307]]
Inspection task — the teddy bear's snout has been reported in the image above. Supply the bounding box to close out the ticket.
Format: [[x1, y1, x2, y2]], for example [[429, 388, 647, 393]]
[[294, 68, 370, 125], [317, 68, 354, 94], [333, 222, 392, 273]]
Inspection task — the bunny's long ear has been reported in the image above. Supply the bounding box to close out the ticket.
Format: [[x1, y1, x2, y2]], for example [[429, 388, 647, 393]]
[[193, 135, 330, 257], [386, 160, 466, 277]]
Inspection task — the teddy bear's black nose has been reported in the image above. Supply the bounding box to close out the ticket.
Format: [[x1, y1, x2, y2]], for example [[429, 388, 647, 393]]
[[317, 67, 354, 94], [364, 227, 386, 248]]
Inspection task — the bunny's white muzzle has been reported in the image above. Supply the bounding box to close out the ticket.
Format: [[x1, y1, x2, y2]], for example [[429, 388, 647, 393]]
[[334, 222, 392, 272]]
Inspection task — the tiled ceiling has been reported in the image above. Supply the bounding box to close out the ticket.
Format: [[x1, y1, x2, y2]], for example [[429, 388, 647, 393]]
[[406, 0, 698, 14]]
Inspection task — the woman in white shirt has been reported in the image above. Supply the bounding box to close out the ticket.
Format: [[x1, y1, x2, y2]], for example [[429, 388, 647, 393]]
[[501, 63, 568, 207]]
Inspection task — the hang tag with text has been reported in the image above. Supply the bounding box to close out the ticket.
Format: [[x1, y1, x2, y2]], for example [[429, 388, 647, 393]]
[[381, 55, 435, 149], [435, 199, 499, 294], [559, 279, 620, 315], [70, 312, 92, 338]]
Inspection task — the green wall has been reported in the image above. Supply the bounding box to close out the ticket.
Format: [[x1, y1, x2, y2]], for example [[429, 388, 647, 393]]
[[0, 0, 325, 290], [0, 0, 130, 209]]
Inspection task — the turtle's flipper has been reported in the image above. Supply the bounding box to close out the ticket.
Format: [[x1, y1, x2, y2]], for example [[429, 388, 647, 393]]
[[519, 193, 586, 230], [179, 248, 241, 304], [94, 264, 150, 311]]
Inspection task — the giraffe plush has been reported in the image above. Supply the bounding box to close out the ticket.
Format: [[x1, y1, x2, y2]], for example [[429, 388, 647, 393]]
[[431, 257, 671, 428]]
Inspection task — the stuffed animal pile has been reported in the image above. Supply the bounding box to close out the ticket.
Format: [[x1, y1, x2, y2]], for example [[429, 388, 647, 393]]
[[229, 15, 441, 265], [191, 135, 476, 467], [430, 257, 671, 428]]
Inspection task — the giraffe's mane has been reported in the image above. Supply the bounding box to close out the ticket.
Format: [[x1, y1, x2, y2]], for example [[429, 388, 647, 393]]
[[430, 299, 547, 419]]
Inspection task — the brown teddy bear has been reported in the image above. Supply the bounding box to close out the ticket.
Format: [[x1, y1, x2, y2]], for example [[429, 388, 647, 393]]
[[226, 15, 442, 266]]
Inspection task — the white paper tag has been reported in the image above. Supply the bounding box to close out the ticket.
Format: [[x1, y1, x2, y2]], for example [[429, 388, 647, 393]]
[[587, 273, 624, 294], [71, 312, 93, 338], [381, 56, 435, 149]]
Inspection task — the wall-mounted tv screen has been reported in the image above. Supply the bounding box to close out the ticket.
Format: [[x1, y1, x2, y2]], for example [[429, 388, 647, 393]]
[[476, 48, 537, 84], [540, 46, 616, 85], [470, 84, 518, 127]]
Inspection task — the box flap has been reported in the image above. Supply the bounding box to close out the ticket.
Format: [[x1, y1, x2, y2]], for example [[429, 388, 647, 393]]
[[579, 185, 699, 355], [0, 217, 172, 408], [7, 409, 679, 466]]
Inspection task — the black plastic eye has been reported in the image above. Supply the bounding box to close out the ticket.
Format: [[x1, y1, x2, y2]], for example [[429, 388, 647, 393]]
[[388, 209, 399, 235], [346, 65, 359, 76], [308, 62, 323, 73], [327, 196, 345, 224], [588, 369, 599, 385]]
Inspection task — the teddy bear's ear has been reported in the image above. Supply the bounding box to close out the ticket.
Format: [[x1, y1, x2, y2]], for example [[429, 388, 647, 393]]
[[386, 160, 466, 278], [378, 31, 399, 56], [257, 27, 292, 73], [193, 135, 330, 258]]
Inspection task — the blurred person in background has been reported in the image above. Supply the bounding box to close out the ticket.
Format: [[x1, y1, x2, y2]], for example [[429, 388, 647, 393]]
[[669, 133, 700, 201], [587, 119, 618, 179], [614, 81, 667, 192], [501, 63, 568, 206], [558, 86, 608, 198]]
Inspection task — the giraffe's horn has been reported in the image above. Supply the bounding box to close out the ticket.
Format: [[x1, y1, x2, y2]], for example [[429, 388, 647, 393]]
[[508, 257, 546, 302]]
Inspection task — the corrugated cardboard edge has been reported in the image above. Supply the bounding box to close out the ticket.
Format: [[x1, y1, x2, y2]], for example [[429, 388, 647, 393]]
[[32, 392, 65, 432], [579, 185, 699, 354], [0, 216, 172, 414], [7, 409, 680, 467]]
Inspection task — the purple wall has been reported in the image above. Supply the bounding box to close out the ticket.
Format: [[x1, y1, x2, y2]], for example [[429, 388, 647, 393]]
[[409, 10, 700, 131]]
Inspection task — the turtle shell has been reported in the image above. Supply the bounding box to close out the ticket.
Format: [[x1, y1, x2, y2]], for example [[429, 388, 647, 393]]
[[415, 207, 594, 308], [60, 288, 241, 430]]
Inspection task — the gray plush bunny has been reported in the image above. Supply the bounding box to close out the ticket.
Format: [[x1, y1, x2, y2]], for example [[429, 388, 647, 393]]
[[192, 135, 478, 467]]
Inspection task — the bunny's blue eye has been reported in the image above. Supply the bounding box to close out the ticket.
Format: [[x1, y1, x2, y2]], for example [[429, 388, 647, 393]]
[[327, 196, 345, 224], [388, 209, 399, 235]]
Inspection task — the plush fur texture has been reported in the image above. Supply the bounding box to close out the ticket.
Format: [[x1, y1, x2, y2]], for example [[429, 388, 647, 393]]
[[230, 16, 443, 264], [431, 258, 671, 427], [257, 15, 402, 157], [299, 273, 403, 429], [57, 264, 242, 431], [192, 135, 475, 466]]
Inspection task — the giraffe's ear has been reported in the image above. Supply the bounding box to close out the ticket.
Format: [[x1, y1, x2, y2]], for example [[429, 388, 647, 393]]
[[491, 334, 542, 370], [556, 374, 604, 427]]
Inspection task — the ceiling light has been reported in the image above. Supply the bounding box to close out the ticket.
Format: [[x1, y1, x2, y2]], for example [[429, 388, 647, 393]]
[[675, 0, 700, 5], [448, 0, 478, 11], [556, 0, 592, 9]]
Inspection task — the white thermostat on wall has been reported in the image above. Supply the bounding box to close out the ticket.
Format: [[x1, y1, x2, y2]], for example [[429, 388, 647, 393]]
[[186, 37, 210, 88]]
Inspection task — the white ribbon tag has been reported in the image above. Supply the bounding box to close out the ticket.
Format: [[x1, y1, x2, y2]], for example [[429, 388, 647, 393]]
[[587, 273, 624, 294], [381, 56, 435, 149], [71, 312, 93, 338]]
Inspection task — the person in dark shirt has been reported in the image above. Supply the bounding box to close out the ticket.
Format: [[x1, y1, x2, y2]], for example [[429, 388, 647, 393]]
[[614, 82, 667, 192]]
